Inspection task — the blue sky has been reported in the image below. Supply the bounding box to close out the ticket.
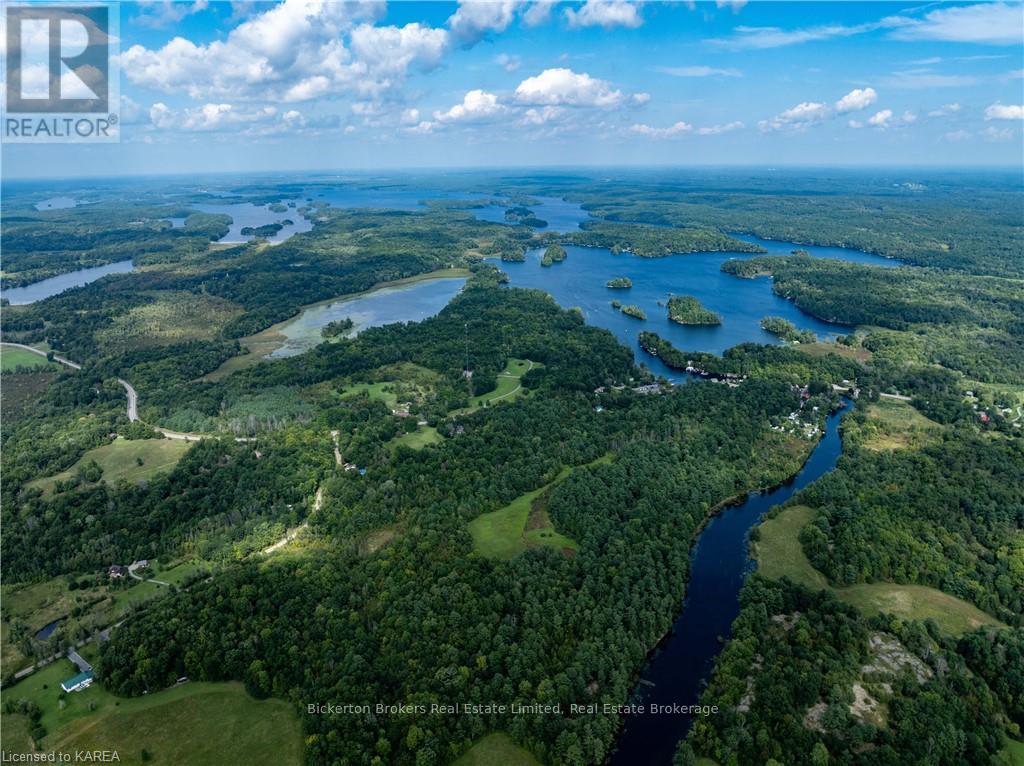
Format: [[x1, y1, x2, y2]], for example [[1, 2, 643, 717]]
[[4, 0, 1023, 177]]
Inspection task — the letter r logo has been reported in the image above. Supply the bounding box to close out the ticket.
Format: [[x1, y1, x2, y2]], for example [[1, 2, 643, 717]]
[[5, 5, 110, 113]]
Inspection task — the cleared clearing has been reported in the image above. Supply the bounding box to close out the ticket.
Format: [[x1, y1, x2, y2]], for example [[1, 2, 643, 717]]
[[854, 397, 942, 451], [469, 455, 611, 559], [1, 345, 60, 371], [755, 505, 1006, 636], [453, 733, 540, 766], [29, 438, 192, 495]]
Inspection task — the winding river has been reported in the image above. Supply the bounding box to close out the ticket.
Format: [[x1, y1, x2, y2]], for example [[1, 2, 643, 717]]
[[611, 398, 851, 765]]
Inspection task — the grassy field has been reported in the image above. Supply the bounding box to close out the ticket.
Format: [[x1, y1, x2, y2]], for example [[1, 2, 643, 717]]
[[1, 667, 302, 766], [469, 455, 612, 559], [452, 733, 541, 766], [998, 736, 1024, 766], [391, 426, 442, 450], [754, 505, 1006, 636], [29, 438, 193, 495], [838, 583, 1006, 635], [752, 505, 829, 590], [1, 345, 60, 371], [471, 359, 533, 406], [95, 291, 243, 351], [852, 397, 942, 451]]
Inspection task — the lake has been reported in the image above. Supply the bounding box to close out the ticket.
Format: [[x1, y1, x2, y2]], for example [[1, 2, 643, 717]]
[[34, 196, 78, 210], [502, 236, 898, 381], [196, 202, 313, 245], [471, 196, 590, 232], [611, 399, 851, 765], [269, 276, 468, 358], [2, 259, 135, 305]]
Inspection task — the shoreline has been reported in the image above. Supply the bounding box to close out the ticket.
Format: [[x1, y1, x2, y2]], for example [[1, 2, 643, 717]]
[[203, 268, 471, 380]]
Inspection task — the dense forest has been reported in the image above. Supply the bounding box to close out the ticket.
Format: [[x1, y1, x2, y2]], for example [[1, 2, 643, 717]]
[[683, 577, 1021, 766]]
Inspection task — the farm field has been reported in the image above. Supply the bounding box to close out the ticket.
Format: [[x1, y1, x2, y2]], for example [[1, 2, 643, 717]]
[[29, 438, 193, 495], [754, 505, 1007, 636]]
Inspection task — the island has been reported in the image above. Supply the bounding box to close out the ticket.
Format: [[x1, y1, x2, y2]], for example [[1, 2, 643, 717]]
[[505, 206, 548, 229], [540, 244, 567, 267], [760, 316, 815, 343], [667, 295, 721, 325], [620, 304, 646, 320], [606, 277, 633, 289], [321, 317, 355, 338]]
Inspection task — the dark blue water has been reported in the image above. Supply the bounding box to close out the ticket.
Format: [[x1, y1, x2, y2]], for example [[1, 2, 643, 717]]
[[195, 202, 313, 245], [611, 399, 850, 765], [472, 196, 589, 232], [729, 233, 901, 267], [35, 618, 63, 641], [2, 259, 135, 305], [503, 238, 897, 381]]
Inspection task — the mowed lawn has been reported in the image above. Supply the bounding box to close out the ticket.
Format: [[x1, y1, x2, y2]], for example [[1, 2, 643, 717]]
[[391, 425, 442, 450], [453, 733, 540, 766], [1, 345, 59, 371], [30, 438, 192, 495], [754, 505, 1007, 636], [2, 663, 302, 766], [466, 358, 542, 411]]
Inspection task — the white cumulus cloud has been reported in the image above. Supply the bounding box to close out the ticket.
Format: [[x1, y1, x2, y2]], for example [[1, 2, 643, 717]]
[[564, 0, 642, 30], [514, 68, 634, 108], [448, 0, 521, 45], [121, 1, 454, 103], [984, 103, 1024, 120], [433, 89, 506, 124], [928, 103, 961, 117], [758, 101, 829, 131], [867, 109, 893, 128], [834, 87, 877, 113]]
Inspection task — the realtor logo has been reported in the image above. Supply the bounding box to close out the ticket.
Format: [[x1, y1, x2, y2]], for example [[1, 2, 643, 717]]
[[3, 4, 119, 142]]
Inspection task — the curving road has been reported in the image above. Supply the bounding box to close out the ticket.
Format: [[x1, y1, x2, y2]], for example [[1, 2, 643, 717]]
[[4, 342, 140, 422]]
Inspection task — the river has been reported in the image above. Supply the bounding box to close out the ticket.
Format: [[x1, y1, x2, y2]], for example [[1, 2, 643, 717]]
[[611, 398, 851, 765]]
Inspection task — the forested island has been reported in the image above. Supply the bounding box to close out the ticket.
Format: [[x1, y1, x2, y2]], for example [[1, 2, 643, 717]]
[[667, 295, 721, 325], [620, 304, 647, 320], [540, 244, 567, 267], [320, 318, 354, 338], [760, 316, 816, 343], [606, 277, 632, 289]]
